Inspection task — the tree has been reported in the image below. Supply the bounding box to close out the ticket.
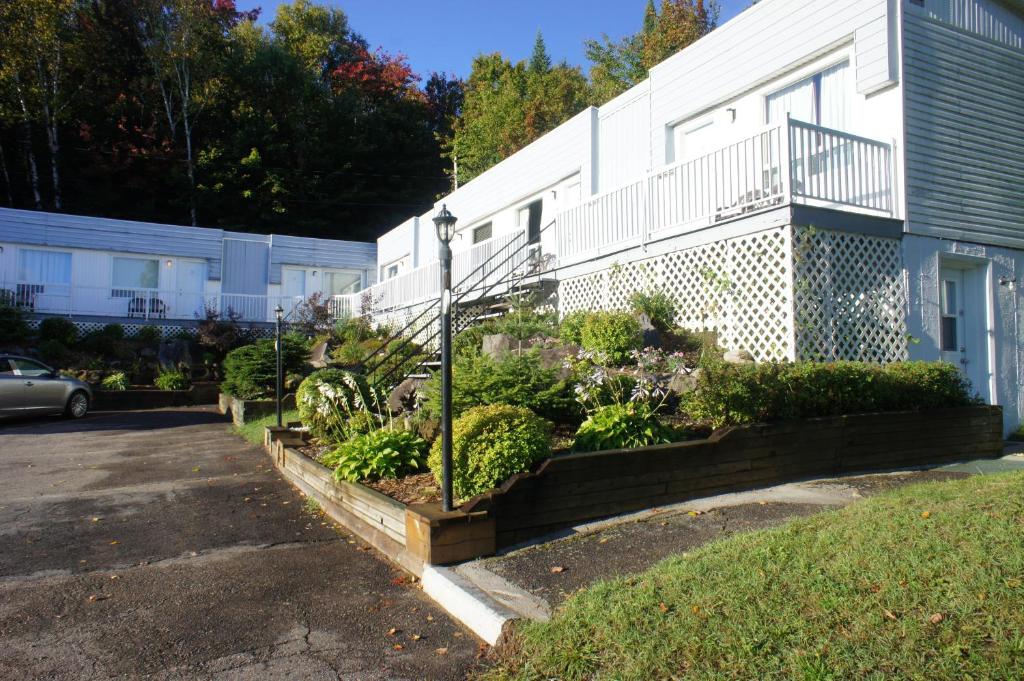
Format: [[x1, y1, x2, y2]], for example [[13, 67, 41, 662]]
[[450, 36, 591, 183], [0, 0, 86, 209], [586, 0, 719, 104]]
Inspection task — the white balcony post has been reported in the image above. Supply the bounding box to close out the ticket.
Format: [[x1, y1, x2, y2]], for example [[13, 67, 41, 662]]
[[783, 114, 793, 203]]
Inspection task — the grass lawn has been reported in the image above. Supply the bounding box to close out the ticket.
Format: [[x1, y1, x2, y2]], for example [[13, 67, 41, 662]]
[[233, 409, 300, 446], [485, 471, 1024, 680]]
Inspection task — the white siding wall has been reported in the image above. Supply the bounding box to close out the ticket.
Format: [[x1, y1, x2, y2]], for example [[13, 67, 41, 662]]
[[377, 216, 417, 272], [597, 82, 652, 191], [902, 0, 1024, 247]]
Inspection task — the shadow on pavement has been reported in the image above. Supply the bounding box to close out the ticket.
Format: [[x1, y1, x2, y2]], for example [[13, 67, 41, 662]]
[[0, 407, 228, 435]]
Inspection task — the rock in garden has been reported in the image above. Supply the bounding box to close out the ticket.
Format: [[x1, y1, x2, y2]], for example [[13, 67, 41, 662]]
[[723, 349, 755, 364], [157, 339, 192, 371], [389, 377, 423, 413], [668, 369, 701, 395]]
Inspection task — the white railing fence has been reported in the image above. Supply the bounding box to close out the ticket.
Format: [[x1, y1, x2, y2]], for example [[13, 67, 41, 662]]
[[556, 118, 893, 266]]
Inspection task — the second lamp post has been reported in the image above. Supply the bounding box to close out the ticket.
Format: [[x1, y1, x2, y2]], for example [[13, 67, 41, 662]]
[[432, 205, 457, 512]]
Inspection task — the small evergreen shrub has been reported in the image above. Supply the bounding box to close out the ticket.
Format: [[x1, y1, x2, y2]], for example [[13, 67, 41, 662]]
[[323, 428, 428, 483], [629, 290, 678, 332], [429, 404, 552, 501], [101, 371, 130, 391], [221, 334, 308, 399], [38, 317, 78, 346], [0, 303, 31, 345], [574, 402, 676, 452], [558, 310, 589, 346], [421, 350, 576, 422], [684, 360, 978, 429], [135, 325, 162, 344], [580, 311, 643, 365], [38, 339, 70, 366], [295, 368, 375, 441], [155, 370, 191, 391], [100, 323, 125, 340]]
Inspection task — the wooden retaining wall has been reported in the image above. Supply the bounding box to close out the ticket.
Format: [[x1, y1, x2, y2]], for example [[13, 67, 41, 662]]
[[462, 406, 1004, 549]]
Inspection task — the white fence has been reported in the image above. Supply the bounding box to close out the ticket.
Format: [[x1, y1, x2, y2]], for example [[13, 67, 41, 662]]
[[556, 118, 893, 265]]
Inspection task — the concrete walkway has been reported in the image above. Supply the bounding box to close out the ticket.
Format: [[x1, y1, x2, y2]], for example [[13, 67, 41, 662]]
[[0, 408, 480, 680]]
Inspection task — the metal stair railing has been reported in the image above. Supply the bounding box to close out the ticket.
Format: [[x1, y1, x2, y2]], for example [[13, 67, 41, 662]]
[[364, 221, 556, 389]]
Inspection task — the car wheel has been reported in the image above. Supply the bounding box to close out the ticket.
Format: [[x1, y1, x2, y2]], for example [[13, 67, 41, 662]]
[[65, 391, 89, 419]]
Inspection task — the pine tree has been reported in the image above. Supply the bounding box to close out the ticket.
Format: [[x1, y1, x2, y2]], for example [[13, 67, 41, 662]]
[[529, 30, 552, 74]]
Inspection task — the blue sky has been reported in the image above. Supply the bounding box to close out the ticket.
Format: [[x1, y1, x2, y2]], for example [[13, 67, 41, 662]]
[[234, 1, 750, 79]]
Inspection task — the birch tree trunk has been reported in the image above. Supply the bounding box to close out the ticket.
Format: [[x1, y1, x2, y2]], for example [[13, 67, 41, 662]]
[[0, 142, 13, 206]]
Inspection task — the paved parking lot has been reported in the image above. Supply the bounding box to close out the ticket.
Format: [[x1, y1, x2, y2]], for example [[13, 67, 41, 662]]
[[0, 407, 480, 680]]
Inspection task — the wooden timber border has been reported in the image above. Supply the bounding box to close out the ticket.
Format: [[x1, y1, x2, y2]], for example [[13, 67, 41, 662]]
[[266, 406, 1004, 570]]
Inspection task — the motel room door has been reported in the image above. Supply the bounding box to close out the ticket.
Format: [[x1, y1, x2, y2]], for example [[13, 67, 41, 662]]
[[221, 239, 269, 321], [175, 259, 206, 319]]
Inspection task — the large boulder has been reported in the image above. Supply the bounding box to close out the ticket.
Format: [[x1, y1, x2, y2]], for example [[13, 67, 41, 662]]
[[157, 339, 192, 371], [388, 376, 424, 414], [668, 369, 701, 395]]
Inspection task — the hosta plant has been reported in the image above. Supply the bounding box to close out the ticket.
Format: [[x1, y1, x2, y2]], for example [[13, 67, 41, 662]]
[[154, 370, 190, 391], [101, 371, 130, 391], [574, 402, 675, 453], [323, 428, 428, 483]]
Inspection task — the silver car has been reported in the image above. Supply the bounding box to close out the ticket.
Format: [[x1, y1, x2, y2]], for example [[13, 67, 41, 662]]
[[0, 355, 92, 419]]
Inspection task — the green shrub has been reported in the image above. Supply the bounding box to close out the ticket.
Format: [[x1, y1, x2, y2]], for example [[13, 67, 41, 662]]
[[295, 368, 376, 441], [135, 326, 162, 344], [684, 360, 978, 429], [0, 303, 31, 346], [429, 404, 552, 502], [221, 334, 308, 399], [38, 339, 70, 366], [101, 371, 130, 391], [574, 402, 676, 452], [155, 370, 191, 391], [580, 311, 643, 365], [421, 351, 576, 423], [38, 317, 78, 346], [100, 323, 125, 340], [629, 290, 678, 332], [323, 428, 428, 482], [558, 310, 589, 346]]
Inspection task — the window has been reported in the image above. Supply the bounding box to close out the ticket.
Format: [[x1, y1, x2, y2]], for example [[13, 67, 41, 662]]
[[18, 249, 71, 284], [765, 61, 848, 129], [385, 264, 400, 279], [322, 270, 362, 295], [0, 359, 14, 376], [112, 257, 159, 290], [472, 223, 492, 244], [10, 358, 52, 377], [940, 279, 959, 352]]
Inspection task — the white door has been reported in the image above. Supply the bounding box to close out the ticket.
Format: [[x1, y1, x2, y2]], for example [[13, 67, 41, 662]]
[[938, 265, 991, 402], [175, 259, 206, 319], [282, 268, 306, 317]]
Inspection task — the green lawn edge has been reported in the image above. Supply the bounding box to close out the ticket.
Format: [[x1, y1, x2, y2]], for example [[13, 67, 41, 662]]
[[233, 409, 300, 447], [484, 471, 1024, 681]]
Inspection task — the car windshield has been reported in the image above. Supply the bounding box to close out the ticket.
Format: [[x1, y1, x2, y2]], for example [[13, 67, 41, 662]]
[[10, 359, 52, 377]]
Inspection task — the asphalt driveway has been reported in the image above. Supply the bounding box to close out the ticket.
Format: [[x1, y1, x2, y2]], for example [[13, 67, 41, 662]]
[[0, 407, 480, 680]]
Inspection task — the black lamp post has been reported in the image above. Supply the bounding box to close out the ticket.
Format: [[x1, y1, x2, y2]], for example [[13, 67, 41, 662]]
[[433, 204, 458, 512], [274, 304, 284, 428]]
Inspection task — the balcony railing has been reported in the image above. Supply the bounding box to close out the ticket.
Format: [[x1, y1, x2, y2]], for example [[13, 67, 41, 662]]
[[556, 118, 893, 265]]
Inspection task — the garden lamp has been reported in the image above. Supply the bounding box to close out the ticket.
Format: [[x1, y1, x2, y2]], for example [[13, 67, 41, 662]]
[[274, 304, 284, 428], [433, 205, 458, 512]]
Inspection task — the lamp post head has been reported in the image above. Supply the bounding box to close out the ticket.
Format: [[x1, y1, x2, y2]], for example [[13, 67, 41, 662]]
[[433, 204, 458, 244], [274, 304, 284, 322]]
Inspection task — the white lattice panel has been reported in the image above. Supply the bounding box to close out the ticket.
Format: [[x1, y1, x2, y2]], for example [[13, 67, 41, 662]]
[[558, 227, 795, 361], [793, 227, 907, 363]]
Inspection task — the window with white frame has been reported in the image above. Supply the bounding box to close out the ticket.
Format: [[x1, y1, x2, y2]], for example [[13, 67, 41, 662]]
[[765, 60, 849, 129], [18, 249, 71, 284], [112, 257, 160, 291], [321, 270, 362, 295], [472, 223, 492, 244]]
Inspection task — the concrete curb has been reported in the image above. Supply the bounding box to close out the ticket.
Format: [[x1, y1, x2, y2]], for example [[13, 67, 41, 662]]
[[421, 565, 518, 646]]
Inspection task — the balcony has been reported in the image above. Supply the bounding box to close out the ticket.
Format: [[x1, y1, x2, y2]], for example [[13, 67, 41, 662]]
[[556, 118, 894, 266]]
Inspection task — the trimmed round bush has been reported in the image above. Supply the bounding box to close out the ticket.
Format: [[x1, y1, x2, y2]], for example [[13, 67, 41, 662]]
[[220, 334, 308, 399], [135, 325, 162, 344], [429, 404, 552, 502], [38, 317, 78, 346], [574, 402, 675, 453], [558, 310, 589, 346], [580, 311, 643, 365], [296, 368, 374, 441]]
